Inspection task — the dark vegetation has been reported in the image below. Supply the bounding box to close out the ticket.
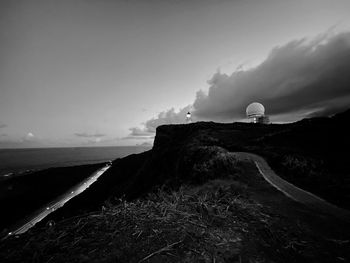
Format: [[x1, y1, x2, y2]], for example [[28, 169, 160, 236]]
[[0, 163, 104, 233], [1, 161, 349, 262], [251, 110, 350, 210], [1, 110, 350, 262], [41, 109, 350, 224]]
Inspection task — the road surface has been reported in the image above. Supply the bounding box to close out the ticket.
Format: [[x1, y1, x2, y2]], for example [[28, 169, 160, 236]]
[[5, 163, 112, 238], [233, 152, 350, 222]]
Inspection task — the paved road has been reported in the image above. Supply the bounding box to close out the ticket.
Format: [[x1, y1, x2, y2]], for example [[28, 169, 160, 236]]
[[233, 152, 350, 222], [5, 163, 112, 238]]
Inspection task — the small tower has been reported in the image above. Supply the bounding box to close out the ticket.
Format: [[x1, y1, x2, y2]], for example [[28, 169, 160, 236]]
[[186, 112, 192, 123]]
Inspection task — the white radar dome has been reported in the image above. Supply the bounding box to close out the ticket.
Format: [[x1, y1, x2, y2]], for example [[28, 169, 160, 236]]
[[246, 102, 265, 118]]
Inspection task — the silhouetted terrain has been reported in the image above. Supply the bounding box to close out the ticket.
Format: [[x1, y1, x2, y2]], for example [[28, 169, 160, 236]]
[[40, 109, 350, 224], [1, 110, 350, 262], [0, 163, 104, 233]]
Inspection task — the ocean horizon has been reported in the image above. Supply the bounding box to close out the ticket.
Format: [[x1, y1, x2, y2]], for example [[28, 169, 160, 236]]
[[0, 146, 151, 177]]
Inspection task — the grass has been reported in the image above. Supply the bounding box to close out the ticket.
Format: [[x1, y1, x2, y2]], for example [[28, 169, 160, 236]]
[[2, 114, 350, 262], [1, 176, 348, 263], [262, 151, 350, 210]]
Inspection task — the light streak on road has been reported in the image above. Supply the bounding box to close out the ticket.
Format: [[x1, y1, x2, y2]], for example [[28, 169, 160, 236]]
[[5, 162, 112, 238]]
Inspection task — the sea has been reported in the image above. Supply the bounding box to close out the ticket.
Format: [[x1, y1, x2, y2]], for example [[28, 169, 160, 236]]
[[0, 146, 151, 178]]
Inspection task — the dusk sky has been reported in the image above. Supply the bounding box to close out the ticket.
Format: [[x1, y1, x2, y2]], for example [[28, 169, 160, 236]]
[[1, 0, 350, 148]]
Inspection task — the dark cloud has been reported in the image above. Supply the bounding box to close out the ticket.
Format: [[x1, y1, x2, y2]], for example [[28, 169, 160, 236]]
[[0, 124, 7, 129], [193, 31, 350, 120], [74, 132, 106, 138], [134, 31, 350, 132]]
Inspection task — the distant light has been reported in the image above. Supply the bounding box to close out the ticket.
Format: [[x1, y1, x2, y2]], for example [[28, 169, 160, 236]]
[[47, 220, 55, 227], [71, 191, 74, 194], [186, 112, 192, 123], [8, 232, 12, 235], [46, 207, 50, 210]]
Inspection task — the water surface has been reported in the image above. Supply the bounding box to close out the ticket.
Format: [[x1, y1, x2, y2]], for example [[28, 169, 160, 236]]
[[0, 146, 151, 177]]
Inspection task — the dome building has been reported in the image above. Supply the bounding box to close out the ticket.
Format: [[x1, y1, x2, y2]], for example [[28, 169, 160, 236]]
[[246, 102, 270, 124]]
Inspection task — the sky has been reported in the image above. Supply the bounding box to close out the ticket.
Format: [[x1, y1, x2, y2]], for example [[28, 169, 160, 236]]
[[1, 0, 350, 148]]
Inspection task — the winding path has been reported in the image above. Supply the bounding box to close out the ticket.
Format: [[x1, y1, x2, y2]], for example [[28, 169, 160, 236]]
[[234, 152, 350, 222]]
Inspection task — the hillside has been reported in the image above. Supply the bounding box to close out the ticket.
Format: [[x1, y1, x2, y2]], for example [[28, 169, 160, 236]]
[[1, 110, 350, 262], [36, 109, 350, 221], [0, 162, 105, 233]]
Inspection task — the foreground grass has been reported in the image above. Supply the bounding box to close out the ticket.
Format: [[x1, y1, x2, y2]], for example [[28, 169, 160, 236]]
[[2, 177, 348, 263]]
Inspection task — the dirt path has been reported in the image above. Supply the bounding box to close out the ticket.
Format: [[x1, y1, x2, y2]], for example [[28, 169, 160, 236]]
[[232, 152, 350, 223]]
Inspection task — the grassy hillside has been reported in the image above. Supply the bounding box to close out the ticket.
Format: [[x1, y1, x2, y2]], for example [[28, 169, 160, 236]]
[[1, 110, 350, 262], [1, 155, 349, 262], [26, 109, 350, 229]]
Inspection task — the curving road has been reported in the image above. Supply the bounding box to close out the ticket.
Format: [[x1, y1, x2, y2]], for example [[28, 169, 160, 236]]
[[4, 163, 112, 238], [233, 152, 350, 222]]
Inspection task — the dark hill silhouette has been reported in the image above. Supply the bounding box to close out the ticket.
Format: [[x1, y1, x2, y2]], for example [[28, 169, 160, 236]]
[[0, 163, 104, 233], [2, 109, 350, 263], [38, 109, 350, 226]]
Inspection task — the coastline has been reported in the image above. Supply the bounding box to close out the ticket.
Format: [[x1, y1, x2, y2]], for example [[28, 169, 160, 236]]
[[0, 146, 152, 234], [0, 146, 151, 178]]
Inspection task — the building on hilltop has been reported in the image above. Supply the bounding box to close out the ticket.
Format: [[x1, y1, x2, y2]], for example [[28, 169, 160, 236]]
[[186, 112, 192, 123], [246, 102, 270, 124]]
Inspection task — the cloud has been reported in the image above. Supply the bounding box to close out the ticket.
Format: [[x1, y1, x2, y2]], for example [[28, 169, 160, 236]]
[[125, 105, 192, 139], [136, 142, 153, 147], [0, 132, 38, 148], [0, 124, 7, 129], [193, 31, 350, 121], [129, 127, 154, 137], [123, 127, 155, 140], [23, 132, 35, 141], [0, 138, 43, 148], [135, 31, 350, 132], [122, 135, 155, 140], [74, 132, 106, 138], [143, 105, 192, 133]]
